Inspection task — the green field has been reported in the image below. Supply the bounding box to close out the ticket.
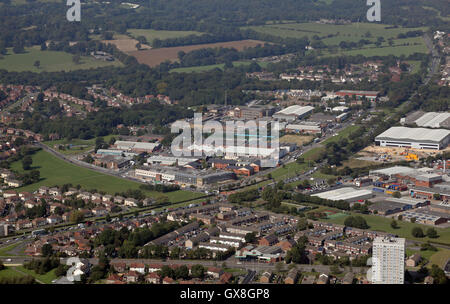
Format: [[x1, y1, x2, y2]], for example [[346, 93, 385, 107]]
[[321, 41, 428, 57], [405, 248, 438, 261], [10, 150, 203, 203], [244, 22, 427, 44], [170, 61, 268, 73], [245, 22, 428, 57], [428, 249, 450, 268], [322, 212, 450, 245], [14, 266, 57, 284], [0, 46, 122, 73], [127, 29, 204, 46], [0, 267, 25, 279]]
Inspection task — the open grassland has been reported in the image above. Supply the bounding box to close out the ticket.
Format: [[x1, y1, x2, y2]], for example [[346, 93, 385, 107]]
[[244, 22, 427, 44], [321, 42, 428, 57], [10, 150, 203, 203], [170, 61, 268, 73], [322, 212, 450, 245], [0, 47, 122, 72], [128, 40, 267, 67], [245, 22, 428, 57], [13, 266, 57, 284], [0, 267, 24, 279], [428, 249, 450, 268], [127, 29, 204, 46]]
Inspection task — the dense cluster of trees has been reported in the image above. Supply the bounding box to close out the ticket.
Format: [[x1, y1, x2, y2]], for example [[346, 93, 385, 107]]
[[228, 189, 259, 204], [93, 222, 180, 258], [285, 235, 309, 264], [20, 102, 193, 140], [344, 216, 369, 229], [24, 257, 60, 275]]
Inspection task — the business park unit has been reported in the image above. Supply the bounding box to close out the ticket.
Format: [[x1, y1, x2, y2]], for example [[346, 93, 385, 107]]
[[368, 197, 429, 216], [375, 127, 450, 150], [401, 111, 450, 129], [272, 105, 314, 122], [311, 187, 373, 202]]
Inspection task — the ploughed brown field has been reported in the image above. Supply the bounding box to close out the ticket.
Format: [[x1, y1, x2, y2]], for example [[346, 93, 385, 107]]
[[127, 39, 267, 67]]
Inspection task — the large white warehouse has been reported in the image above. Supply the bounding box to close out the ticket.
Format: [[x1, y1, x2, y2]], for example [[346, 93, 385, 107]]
[[375, 127, 450, 150]]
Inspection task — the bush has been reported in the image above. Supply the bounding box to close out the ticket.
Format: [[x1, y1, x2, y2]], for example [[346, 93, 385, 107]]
[[426, 228, 438, 238], [411, 227, 424, 238]]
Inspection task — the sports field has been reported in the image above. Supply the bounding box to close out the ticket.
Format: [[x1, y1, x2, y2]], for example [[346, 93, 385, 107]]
[[9, 150, 203, 203], [0, 47, 122, 73], [127, 29, 204, 46]]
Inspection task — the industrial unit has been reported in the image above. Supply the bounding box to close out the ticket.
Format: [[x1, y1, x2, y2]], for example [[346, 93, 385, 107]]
[[311, 187, 373, 202], [375, 127, 450, 150], [272, 105, 314, 121]]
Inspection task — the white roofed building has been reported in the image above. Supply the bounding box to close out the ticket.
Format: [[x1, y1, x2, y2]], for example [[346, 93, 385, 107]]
[[375, 127, 450, 150]]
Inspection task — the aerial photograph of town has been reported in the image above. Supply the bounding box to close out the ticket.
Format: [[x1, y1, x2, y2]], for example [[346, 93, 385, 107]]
[[0, 0, 449, 295]]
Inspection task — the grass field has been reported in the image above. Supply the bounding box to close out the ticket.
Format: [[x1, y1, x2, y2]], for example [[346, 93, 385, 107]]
[[127, 29, 204, 46], [428, 249, 450, 268], [405, 248, 440, 262], [321, 42, 428, 57], [245, 22, 428, 57], [0, 267, 24, 279], [0, 46, 122, 73], [10, 150, 203, 203], [14, 266, 57, 284], [170, 61, 268, 73], [244, 22, 427, 44], [322, 212, 450, 245]]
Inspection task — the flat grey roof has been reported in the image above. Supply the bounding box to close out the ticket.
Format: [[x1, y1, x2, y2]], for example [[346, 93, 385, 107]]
[[375, 127, 450, 144]]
